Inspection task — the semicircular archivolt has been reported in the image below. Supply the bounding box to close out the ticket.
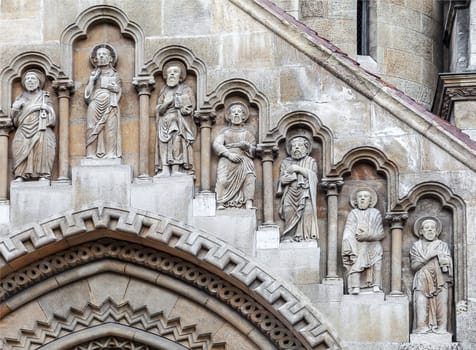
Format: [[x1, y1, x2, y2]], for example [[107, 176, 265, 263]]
[[1, 239, 306, 350]]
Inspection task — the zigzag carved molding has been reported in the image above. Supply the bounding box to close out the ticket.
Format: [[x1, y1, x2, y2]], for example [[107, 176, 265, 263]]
[[0, 204, 342, 349], [3, 298, 213, 350]]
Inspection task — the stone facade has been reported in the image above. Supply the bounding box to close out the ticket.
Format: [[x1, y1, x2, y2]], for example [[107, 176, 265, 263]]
[[0, 1, 475, 349]]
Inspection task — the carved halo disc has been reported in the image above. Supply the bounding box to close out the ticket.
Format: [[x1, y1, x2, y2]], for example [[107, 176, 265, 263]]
[[90, 43, 118, 67], [350, 187, 378, 209]]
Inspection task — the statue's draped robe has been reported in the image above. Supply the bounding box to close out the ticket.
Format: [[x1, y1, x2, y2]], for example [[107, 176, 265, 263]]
[[155, 83, 196, 171], [85, 68, 121, 158], [213, 127, 256, 207], [410, 239, 453, 330], [342, 208, 384, 287], [11, 91, 56, 178], [277, 156, 319, 241]]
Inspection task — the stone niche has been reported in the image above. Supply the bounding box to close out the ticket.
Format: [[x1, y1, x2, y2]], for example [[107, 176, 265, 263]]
[[148, 59, 198, 179], [338, 161, 390, 293], [70, 21, 138, 172], [402, 196, 456, 337]]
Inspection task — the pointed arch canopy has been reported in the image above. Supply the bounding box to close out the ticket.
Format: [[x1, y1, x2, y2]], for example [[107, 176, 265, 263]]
[[60, 4, 145, 77], [0, 51, 63, 115], [0, 204, 343, 350]]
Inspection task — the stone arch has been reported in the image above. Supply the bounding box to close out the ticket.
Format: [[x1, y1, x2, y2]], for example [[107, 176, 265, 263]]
[[332, 146, 399, 211], [144, 45, 208, 110], [207, 79, 270, 141], [398, 181, 467, 303], [60, 4, 145, 77], [0, 51, 63, 114], [0, 205, 343, 350], [265, 111, 334, 175]]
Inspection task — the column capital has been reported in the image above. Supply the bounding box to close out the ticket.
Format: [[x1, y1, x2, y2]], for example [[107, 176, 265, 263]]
[[53, 78, 75, 97], [132, 75, 155, 95], [385, 212, 408, 229], [256, 143, 279, 161], [0, 112, 13, 136], [194, 109, 216, 127], [320, 178, 344, 195]]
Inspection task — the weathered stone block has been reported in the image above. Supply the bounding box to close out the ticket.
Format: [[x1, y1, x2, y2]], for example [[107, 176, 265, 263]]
[[256, 241, 320, 284], [72, 160, 132, 209], [10, 181, 73, 228], [193, 192, 216, 217], [192, 208, 256, 255], [255, 224, 280, 249], [131, 175, 194, 223]]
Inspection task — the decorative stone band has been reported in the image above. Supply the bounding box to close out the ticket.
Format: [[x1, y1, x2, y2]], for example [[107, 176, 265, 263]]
[[2, 239, 304, 349], [0, 203, 342, 349], [3, 298, 215, 350], [399, 343, 462, 350]]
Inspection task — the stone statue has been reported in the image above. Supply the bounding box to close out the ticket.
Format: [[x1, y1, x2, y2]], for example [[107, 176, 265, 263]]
[[411, 216, 452, 334], [84, 43, 122, 158], [342, 187, 384, 294], [277, 134, 319, 242], [154, 60, 196, 176], [10, 69, 56, 181], [213, 102, 256, 209]]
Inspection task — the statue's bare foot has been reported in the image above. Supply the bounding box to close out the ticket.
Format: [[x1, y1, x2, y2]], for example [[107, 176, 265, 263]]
[[414, 327, 431, 334], [373, 286, 382, 293], [351, 287, 360, 295], [13, 177, 24, 182]]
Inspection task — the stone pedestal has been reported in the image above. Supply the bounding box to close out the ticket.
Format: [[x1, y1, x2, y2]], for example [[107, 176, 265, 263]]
[[334, 293, 409, 343], [73, 159, 132, 210], [131, 175, 194, 224], [256, 240, 320, 284], [410, 332, 453, 344], [192, 192, 216, 217], [255, 224, 280, 249], [192, 208, 256, 255], [0, 200, 9, 225], [10, 181, 73, 228]]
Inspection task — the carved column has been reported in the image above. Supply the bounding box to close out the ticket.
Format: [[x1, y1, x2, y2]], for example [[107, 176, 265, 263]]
[[257, 144, 278, 225], [0, 115, 13, 201], [194, 110, 216, 192], [385, 212, 408, 295], [133, 75, 155, 178], [53, 79, 74, 180], [321, 178, 344, 279]]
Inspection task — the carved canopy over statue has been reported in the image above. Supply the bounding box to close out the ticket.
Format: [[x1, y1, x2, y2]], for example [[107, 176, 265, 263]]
[[277, 132, 319, 243], [10, 69, 56, 181], [342, 187, 384, 295], [213, 102, 256, 209], [154, 60, 196, 177], [84, 43, 122, 159], [411, 216, 452, 334]]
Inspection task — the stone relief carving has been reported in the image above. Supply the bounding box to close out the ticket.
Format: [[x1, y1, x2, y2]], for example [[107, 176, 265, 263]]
[[277, 133, 319, 243], [10, 69, 56, 181], [154, 60, 196, 176], [342, 187, 384, 294], [84, 43, 122, 159], [213, 102, 256, 209], [411, 216, 453, 334]]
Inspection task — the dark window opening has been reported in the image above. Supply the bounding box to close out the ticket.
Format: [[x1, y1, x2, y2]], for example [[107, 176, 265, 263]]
[[357, 0, 369, 55]]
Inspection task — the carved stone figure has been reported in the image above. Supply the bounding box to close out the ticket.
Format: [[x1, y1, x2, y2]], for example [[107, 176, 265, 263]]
[[10, 69, 56, 181], [155, 61, 196, 176], [411, 216, 452, 334], [277, 135, 319, 242], [342, 188, 384, 294], [213, 102, 256, 209], [84, 43, 122, 158]]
